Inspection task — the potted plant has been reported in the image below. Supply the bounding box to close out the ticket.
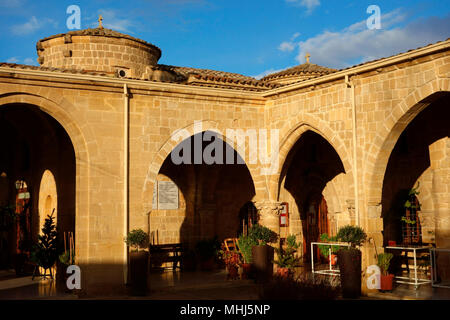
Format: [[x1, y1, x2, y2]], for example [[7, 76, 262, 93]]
[[377, 252, 394, 291], [125, 229, 149, 296], [220, 249, 241, 280], [273, 234, 301, 278], [237, 234, 258, 279], [30, 212, 60, 279], [195, 237, 221, 271], [248, 224, 278, 283], [335, 225, 367, 298], [402, 183, 422, 245], [318, 233, 339, 266]]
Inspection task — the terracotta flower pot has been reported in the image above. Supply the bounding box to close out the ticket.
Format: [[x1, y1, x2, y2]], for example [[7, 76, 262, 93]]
[[380, 274, 394, 291], [277, 267, 290, 278], [330, 254, 338, 266]]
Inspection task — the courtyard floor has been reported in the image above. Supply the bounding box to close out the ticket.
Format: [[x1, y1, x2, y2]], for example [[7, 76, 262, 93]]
[[0, 268, 449, 300]]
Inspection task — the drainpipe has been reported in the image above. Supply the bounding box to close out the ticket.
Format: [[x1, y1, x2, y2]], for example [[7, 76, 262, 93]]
[[345, 75, 360, 227], [123, 83, 130, 284]]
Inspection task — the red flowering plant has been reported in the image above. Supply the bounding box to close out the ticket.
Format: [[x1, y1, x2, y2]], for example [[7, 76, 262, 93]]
[[219, 248, 241, 268]]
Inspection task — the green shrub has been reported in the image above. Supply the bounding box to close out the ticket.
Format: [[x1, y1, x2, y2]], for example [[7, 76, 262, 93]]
[[377, 252, 393, 275], [237, 235, 258, 263], [124, 229, 149, 252], [248, 224, 278, 246], [273, 234, 301, 269], [318, 233, 339, 258], [336, 225, 367, 247]]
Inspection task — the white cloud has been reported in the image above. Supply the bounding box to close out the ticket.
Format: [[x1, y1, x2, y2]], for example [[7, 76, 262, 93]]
[[11, 16, 57, 35], [278, 32, 301, 52], [6, 57, 19, 63], [287, 0, 320, 13], [24, 57, 35, 65], [92, 9, 135, 33], [294, 11, 450, 69], [279, 41, 296, 52]]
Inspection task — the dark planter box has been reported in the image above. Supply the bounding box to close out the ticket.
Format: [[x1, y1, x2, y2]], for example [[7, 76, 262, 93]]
[[252, 245, 274, 283], [337, 248, 361, 298], [129, 251, 149, 296]]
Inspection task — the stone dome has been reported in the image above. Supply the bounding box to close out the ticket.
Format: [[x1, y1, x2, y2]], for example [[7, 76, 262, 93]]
[[261, 63, 337, 85], [36, 27, 162, 78]]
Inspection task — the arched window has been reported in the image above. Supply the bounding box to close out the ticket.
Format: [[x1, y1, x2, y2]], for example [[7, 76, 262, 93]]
[[38, 170, 57, 234], [238, 202, 258, 236]]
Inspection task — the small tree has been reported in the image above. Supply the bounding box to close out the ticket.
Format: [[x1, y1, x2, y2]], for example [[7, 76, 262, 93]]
[[248, 224, 278, 246], [124, 229, 149, 252], [336, 225, 367, 248], [274, 234, 301, 270], [31, 212, 59, 269]]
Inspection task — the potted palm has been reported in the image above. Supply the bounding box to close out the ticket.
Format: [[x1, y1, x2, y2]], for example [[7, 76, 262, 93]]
[[248, 224, 278, 283], [125, 229, 149, 296], [273, 234, 301, 278], [237, 234, 257, 279], [336, 225, 367, 298], [377, 252, 394, 291]]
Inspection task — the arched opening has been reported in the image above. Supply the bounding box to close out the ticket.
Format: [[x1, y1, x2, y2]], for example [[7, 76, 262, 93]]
[[0, 104, 75, 274], [381, 92, 450, 248], [39, 170, 58, 235], [278, 130, 346, 263], [238, 201, 258, 237], [149, 131, 256, 268]]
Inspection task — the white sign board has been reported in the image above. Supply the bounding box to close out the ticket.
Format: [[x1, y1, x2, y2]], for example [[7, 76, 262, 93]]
[[157, 181, 179, 210]]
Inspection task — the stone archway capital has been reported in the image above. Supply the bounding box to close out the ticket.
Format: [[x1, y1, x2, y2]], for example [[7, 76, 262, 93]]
[[253, 201, 283, 216]]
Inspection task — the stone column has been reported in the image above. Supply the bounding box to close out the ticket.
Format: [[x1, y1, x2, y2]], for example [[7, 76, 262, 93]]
[[254, 201, 283, 236], [429, 137, 450, 247]]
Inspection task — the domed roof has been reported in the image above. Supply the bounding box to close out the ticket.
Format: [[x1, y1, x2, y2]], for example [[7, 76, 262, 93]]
[[37, 27, 161, 60], [261, 62, 337, 84]]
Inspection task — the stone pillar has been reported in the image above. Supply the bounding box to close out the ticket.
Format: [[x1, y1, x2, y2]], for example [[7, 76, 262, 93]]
[[429, 137, 450, 248], [429, 138, 450, 283], [254, 201, 282, 236]]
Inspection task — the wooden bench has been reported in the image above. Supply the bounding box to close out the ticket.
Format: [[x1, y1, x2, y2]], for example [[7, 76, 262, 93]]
[[149, 243, 183, 271]]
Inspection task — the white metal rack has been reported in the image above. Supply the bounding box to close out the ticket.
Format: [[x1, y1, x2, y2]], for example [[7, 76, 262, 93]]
[[310, 242, 350, 277], [385, 245, 432, 290]]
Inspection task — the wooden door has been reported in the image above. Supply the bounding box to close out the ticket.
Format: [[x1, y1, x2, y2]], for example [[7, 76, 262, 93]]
[[303, 194, 329, 263]]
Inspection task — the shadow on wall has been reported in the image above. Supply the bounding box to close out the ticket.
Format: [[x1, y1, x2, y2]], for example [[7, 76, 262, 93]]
[[152, 131, 256, 252], [381, 93, 450, 246], [0, 104, 76, 271]]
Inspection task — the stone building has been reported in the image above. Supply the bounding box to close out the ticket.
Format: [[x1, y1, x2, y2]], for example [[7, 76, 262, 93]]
[[0, 24, 448, 295]]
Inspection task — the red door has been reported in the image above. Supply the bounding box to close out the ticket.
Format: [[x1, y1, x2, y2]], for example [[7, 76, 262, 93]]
[[303, 195, 329, 263]]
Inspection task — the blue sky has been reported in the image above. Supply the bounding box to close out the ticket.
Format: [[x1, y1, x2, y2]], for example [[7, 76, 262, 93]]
[[0, 0, 449, 78]]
